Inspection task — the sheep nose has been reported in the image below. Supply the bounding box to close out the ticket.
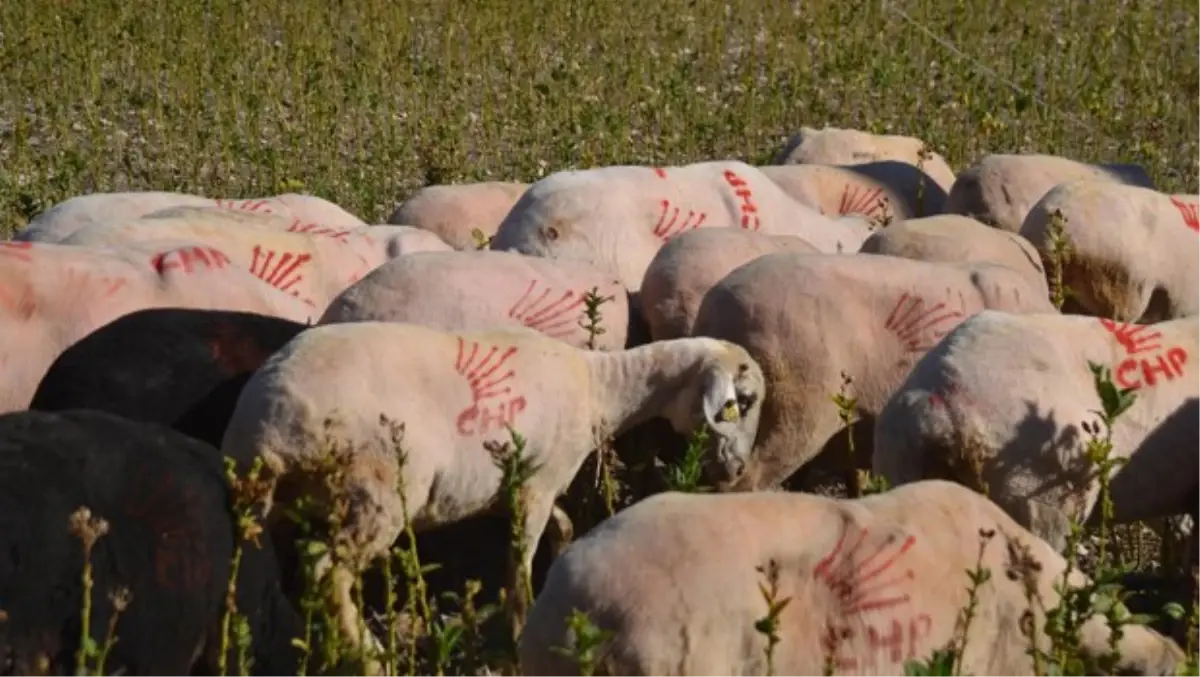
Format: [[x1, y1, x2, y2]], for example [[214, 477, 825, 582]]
[[730, 457, 746, 478]]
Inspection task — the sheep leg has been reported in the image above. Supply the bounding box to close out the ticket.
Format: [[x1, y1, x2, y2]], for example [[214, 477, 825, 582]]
[[505, 497, 556, 643], [545, 503, 575, 558], [330, 563, 386, 676], [312, 547, 386, 672]]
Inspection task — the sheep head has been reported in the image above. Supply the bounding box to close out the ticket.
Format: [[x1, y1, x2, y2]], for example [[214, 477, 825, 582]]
[[669, 343, 766, 488]]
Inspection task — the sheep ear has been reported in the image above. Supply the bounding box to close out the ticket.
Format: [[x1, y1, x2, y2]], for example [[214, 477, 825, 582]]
[[702, 370, 740, 425]]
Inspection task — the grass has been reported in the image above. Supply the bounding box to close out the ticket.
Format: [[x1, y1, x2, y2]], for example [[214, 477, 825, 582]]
[[4, 0, 1198, 674], [1, 0, 1197, 235]]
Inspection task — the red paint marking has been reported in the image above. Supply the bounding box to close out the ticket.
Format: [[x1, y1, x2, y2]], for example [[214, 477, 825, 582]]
[[884, 293, 965, 353], [652, 199, 708, 241], [820, 615, 934, 672], [151, 246, 233, 275], [123, 465, 212, 593], [652, 167, 668, 179], [101, 278, 128, 298], [454, 338, 526, 436], [0, 241, 34, 263], [815, 528, 931, 671], [286, 219, 354, 243], [1170, 197, 1199, 233], [838, 184, 887, 218], [64, 268, 129, 300], [213, 198, 274, 215], [1100, 319, 1163, 356], [815, 528, 918, 614], [722, 170, 761, 231], [1099, 319, 1187, 390], [249, 245, 316, 307], [207, 321, 273, 374], [1115, 347, 1189, 390], [507, 280, 588, 338]]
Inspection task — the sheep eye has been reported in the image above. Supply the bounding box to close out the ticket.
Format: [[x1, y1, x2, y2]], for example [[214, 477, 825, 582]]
[[736, 392, 756, 414]]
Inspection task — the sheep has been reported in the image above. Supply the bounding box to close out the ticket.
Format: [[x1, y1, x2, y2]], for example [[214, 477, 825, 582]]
[[858, 214, 1049, 299], [317, 249, 632, 350], [0, 241, 314, 413], [139, 206, 455, 261], [14, 190, 366, 243], [519, 479, 1184, 676], [1019, 180, 1199, 322], [58, 213, 376, 312], [220, 321, 768, 659], [758, 160, 948, 222], [29, 307, 308, 449], [944, 153, 1155, 233], [771, 126, 958, 192], [360, 224, 456, 256], [387, 181, 530, 249], [638, 228, 821, 341], [873, 310, 1198, 553], [0, 408, 308, 675], [488, 161, 871, 291], [689, 252, 1058, 492]]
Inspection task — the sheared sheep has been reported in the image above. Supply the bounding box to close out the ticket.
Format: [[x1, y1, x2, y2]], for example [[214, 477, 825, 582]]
[[0, 408, 309, 675], [29, 307, 308, 448], [858, 214, 1049, 298], [873, 310, 1198, 552], [14, 190, 366, 243], [59, 213, 376, 312], [1019, 180, 1199, 322], [141, 206, 455, 259], [387, 181, 530, 249], [519, 479, 1183, 676], [690, 252, 1057, 492], [771, 126, 957, 192], [220, 321, 767, 659], [489, 161, 871, 290], [0, 241, 313, 413], [638, 228, 821, 341], [758, 161, 947, 222], [318, 250, 631, 350], [944, 154, 1155, 233]]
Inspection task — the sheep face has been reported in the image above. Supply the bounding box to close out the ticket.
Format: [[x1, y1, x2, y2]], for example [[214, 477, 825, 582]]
[[676, 351, 766, 487]]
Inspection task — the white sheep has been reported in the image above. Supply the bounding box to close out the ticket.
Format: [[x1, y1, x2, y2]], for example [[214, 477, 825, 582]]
[[318, 250, 631, 350], [873, 310, 1198, 552], [758, 160, 947, 221], [220, 321, 767, 657], [1019, 180, 1199, 322], [387, 181, 529, 250], [520, 480, 1184, 675], [15, 190, 367, 243], [771, 126, 958, 192], [690, 252, 1058, 492], [638, 228, 820, 341], [944, 154, 1155, 233], [858, 214, 1049, 298], [489, 161, 871, 290]]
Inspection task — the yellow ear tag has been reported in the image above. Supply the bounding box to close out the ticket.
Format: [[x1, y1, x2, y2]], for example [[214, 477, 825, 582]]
[[721, 401, 741, 423]]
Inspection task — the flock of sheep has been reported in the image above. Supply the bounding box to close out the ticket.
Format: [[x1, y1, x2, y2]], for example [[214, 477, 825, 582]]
[[0, 125, 1196, 675]]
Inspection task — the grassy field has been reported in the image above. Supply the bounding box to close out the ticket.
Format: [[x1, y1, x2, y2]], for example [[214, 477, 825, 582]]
[[3, 1, 1199, 674], [1, 0, 1196, 236]]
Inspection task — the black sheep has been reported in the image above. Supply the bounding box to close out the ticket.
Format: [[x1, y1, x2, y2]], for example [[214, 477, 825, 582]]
[[0, 409, 306, 675], [29, 308, 307, 448]]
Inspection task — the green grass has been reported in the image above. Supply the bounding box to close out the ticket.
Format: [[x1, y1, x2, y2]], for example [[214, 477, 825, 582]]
[[1, 0, 1196, 235], [6, 0, 1199, 674]]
